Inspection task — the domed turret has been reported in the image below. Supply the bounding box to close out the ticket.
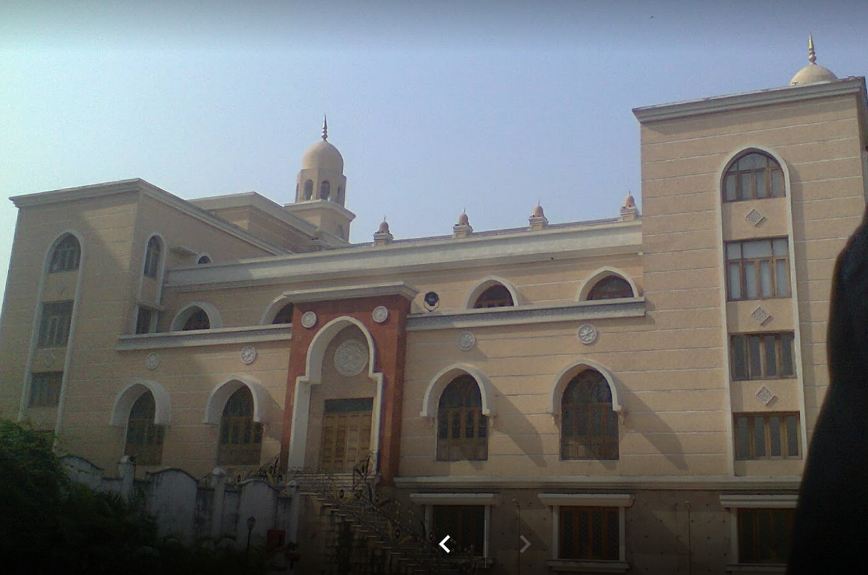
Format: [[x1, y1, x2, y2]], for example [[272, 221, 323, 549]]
[[529, 202, 548, 231], [453, 210, 473, 238], [790, 35, 838, 86], [301, 117, 344, 171]]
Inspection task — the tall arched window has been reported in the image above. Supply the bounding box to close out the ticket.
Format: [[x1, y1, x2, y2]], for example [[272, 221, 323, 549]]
[[218, 387, 262, 465], [303, 180, 314, 201], [437, 375, 487, 461], [272, 303, 294, 324], [337, 186, 344, 203], [587, 276, 633, 301], [182, 308, 210, 331], [320, 180, 331, 200], [723, 151, 785, 202], [474, 284, 514, 308], [143, 236, 162, 279], [49, 234, 81, 273], [561, 370, 619, 460], [124, 392, 164, 465]]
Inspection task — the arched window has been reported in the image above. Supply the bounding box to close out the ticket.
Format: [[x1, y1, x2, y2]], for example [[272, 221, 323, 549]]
[[49, 234, 81, 273], [587, 276, 634, 300], [197, 254, 211, 265], [182, 308, 210, 331], [437, 375, 487, 461], [271, 303, 294, 324], [561, 370, 619, 460], [124, 392, 164, 465], [337, 186, 344, 203], [217, 387, 262, 465], [143, 236, 162, 279], [303, 180, 314, 201], [474, 284, 514, 308], [320, 180, 331, 200], [723, 151, 785, 202]]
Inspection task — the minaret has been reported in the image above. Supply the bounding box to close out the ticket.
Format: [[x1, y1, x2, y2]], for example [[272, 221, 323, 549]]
[[285, 117, 355, 242]]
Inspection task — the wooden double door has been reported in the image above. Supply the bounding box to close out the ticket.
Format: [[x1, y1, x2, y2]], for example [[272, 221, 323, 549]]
[[319, 397, 373, 473]]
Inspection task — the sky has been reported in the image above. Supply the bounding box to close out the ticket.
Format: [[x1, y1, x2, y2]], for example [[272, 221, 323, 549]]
[[1, 0, 867, 304]]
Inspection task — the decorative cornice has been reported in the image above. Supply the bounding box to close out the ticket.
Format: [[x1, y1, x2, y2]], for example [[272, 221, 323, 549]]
[[190, 192, 320, 238], [407, 298, 645, 331], [393, 475, 802, 491], [165, 219, 642, 291], [10, 179, 289, 255], [281, 282, 418, 303], [283, 198, 356, 221], [633, 76, 866, 123], [538, 493, 634, 507], [115, 324, 291, 351], [409, 493, 498, 505]]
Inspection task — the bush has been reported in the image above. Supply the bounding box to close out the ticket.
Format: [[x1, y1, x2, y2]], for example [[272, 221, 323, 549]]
[[0, 420, 265, 575]]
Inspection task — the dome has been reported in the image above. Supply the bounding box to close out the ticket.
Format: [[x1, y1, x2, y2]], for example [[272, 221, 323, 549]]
[[457, 212, 469, 226], [377, 219, 390, 234], [790, 35, 838, 86], [301, 139, 344, 172], [790, 63, 838, 86], [531, 204, 545, 218]]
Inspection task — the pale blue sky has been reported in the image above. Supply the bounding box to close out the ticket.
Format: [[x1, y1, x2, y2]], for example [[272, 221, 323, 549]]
[[2, 1, 866, 304]]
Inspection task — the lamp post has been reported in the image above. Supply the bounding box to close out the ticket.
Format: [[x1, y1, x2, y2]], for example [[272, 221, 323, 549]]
[[246, 516, 256, 560]]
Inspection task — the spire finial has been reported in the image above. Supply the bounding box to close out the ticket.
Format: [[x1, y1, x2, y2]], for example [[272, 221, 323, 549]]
[[322, 114, 328, 140], [808, 34, 816, 64]]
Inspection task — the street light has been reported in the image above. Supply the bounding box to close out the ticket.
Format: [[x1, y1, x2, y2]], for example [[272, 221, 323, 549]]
[[246, 516, 256, 558]]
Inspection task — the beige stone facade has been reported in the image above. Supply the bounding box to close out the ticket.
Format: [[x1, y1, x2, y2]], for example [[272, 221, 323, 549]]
[[1, 64, 866, 574]]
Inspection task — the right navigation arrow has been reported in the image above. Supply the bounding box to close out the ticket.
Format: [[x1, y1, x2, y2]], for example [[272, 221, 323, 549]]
[[520, 534, 531, 554]]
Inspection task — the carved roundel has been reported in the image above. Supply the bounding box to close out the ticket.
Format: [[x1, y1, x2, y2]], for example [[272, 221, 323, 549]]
[[372, 305, 389, 324], [457, 331, 477, 352], [240, 345, 257, 365], [334, 339, 368, 377], [577, 324, 598, 345], [301, 311, 317, 329], [145, 353, 160, 371]]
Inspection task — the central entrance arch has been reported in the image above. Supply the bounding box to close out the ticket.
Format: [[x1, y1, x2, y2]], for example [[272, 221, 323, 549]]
[[286, 316, 383, 473]]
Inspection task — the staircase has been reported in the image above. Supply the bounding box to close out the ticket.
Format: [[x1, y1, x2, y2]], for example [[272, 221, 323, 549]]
[[291, 469, 478, 575]]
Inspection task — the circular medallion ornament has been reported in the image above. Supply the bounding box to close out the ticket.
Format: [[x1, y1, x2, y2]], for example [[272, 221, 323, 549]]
[[457, 331, 477, 352], [334, 339, 368, 377], [240, 345, 257, 365], [577, 324, 598, 345], [300, 311, 317, 329], [145, 353, 160, 371], [372, 305, 389, 324]]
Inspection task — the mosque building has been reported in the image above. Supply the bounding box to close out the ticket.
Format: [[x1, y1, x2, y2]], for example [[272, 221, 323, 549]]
[[1, 39, 866, 574]]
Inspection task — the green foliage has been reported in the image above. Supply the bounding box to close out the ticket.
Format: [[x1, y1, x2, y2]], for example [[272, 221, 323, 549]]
[[0, 420, 265, 575]]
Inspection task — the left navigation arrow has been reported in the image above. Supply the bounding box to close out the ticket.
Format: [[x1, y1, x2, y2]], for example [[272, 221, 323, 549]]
[[439, 535, 452, 553]]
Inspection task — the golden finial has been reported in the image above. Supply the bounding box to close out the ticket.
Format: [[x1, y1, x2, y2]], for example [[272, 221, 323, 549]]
[[808, 34, 816, 65], [322, 115, 328, 140]]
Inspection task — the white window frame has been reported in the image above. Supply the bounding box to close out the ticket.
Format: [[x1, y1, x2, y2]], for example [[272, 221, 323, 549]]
[[409, 493, 497, 560], [538, 493, 633, 572], [720, 494, 797, 570]]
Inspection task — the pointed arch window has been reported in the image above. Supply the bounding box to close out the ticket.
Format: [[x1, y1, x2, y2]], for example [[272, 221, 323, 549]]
[[124, 392, 164, 465], [303, 180, 314, 201], [49, 234, 81, 273], [473, 284, 514, 308], [143, 236, 162, 279], [437, 375, 488, 461], [320, 180, 331, 200], [723, 152, 785, 202], [217, 387, 262, 465], [587, 276, 633, 301], [272, 303, 294, 324], [182, 308, 210, 331], [561, 370, 619, 460]]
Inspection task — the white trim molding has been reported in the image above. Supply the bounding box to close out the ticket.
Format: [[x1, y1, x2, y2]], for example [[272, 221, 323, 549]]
[[280, 282, 418, 304], [110, 380, 172, 426], [287, 316, 383, 472], [204, 374, 272, 424], [463, 275, 521, 309], [116, 324, 291, 350], [549, 359, 624, 416], [260, 295, 294, 325], [420, 364, 496, 418], [170, 301, 223, 331], [719, 494, 797, 509], [577, 267, 639, 301], [408, 298, 645, 331]]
